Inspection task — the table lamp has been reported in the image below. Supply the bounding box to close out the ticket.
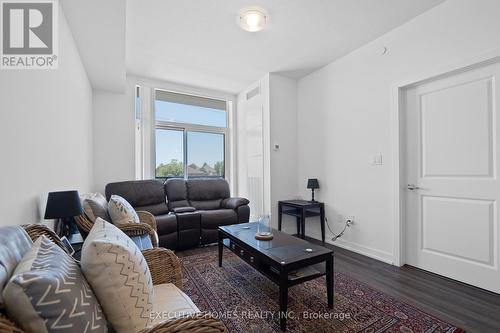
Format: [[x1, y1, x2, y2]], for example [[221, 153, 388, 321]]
[[307, 178, 319, 202], [44, 190, 83, 237]]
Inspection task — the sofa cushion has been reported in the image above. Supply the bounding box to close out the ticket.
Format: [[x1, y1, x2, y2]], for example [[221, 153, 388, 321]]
[[81, 219, 154, 333], [0, 226, 32, 309], [187, 178, 230, 203], [149, 283, 199, 326], [165, 179, 189, 210], [155, 213, 177, 235], [189, 199, 222, 211], [81, 192, 111, 222], [108, 195, 140, 225], [135, 203, 170, 216], [3, 236, 107, 333], [105, 179, 167, 207], [199, 209, 238, 229], [130, 234, 154, 251]]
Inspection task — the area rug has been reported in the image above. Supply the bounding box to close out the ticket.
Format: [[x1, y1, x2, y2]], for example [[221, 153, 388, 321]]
[[180, 248, 465, 333]]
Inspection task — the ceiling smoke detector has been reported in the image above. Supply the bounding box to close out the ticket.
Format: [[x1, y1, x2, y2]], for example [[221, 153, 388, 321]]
[[238, 8, 268, 32]]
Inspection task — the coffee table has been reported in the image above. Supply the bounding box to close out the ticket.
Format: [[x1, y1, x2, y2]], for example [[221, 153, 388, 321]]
[[218, 222, 334, 331]]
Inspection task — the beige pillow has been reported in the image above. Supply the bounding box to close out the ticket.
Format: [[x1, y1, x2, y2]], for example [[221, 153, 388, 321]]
[[81, 218, 153, 333], [108, 195, 140, 225]]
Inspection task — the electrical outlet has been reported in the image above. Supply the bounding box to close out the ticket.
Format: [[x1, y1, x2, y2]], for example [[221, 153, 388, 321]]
[[346, 216, 355, 226]]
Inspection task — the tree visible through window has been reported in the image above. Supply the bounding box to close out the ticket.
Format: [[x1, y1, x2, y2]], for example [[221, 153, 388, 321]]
[[187, 131, 224, 177], [155, 129, 184, 178], [154, 90, 227, 179]]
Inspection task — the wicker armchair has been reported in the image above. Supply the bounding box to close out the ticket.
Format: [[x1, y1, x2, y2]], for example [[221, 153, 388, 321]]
[[0, 224, 226, 333], [75, 210, 159, 248]]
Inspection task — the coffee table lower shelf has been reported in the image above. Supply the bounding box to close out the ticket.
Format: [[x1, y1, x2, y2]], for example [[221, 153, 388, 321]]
[[218, 229, 334, 331]]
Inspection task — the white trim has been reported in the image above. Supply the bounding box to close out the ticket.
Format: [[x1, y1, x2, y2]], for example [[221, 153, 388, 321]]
[[333, 238, 394, 265], [391, 47, 500, 267], [127, 75, 237, 189], [306, 229, 394, 265], [128, 75, 236, 102]]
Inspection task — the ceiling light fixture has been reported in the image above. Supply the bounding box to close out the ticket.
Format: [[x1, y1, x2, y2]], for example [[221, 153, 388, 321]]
[[239, 8, 268, 32]]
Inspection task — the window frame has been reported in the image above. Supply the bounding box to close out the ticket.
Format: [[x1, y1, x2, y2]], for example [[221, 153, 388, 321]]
[[153, 88, 229, 180]]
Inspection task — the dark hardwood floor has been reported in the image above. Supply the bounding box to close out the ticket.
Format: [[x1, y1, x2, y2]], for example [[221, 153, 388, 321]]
[[177, 237, 500, 333], [306, 237, 500, 333]]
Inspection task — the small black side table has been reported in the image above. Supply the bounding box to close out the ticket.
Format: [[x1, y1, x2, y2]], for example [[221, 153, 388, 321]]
[[278, 200, 325, 242], [67, 233, 84, 261]]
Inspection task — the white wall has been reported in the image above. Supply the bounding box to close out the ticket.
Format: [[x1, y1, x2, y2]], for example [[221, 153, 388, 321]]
[[92, 89, 134, 193], [269, 74, 299, 231], [0, 5, 93, 226], [236, 74, 298, 227], [93, 77, 237, 193], [236, 77, 267, 218], [297, 0, 500, 264]]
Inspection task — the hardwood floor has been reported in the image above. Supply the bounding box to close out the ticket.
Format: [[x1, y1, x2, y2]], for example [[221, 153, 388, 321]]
[[177, 238, 500, 333], [307, 237, 500, 333]]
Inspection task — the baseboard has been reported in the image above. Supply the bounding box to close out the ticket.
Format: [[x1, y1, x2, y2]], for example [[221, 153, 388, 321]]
[[305, 230, 395, 265]]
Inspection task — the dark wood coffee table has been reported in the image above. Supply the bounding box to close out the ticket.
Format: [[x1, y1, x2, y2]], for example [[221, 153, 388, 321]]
[[218, 222, 334, 331]]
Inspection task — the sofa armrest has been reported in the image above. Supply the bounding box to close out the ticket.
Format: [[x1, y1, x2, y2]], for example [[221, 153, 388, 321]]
[[172, 207, 196, 214], [142, 248, 182, 289], [23, 224, 69, 254], [221, 197, 249, 210], [139, 313, 226, 333], [137, 211, 157, 230], [75, 214, 158, 247], [119, 223, 158, 248], [137, 211, 159, 246], [0, 312, 24, 333]]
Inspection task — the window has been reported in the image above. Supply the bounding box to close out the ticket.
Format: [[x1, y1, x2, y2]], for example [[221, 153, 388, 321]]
[[187, 132, 224, 177], [155, 129, 184, 178], [155, 90, 227, 127], [154, 90, 227, 179]]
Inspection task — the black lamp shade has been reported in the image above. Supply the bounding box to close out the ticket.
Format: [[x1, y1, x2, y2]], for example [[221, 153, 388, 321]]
[[44, 191, 83, 219], [307, 178, 319, 189]]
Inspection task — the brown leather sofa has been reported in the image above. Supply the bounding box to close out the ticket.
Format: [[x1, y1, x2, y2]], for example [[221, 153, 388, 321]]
[[105, 178, 250, 250]]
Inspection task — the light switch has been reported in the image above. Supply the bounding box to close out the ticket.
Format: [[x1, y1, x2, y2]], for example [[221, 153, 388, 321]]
[[372, 154, 383, 166]]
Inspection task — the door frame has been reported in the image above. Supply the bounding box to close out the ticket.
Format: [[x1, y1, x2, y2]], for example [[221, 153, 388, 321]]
[[391, 48, 500, 267]]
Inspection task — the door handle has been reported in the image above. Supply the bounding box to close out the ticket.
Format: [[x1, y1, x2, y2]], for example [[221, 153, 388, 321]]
[[407, 184, 420, 190]]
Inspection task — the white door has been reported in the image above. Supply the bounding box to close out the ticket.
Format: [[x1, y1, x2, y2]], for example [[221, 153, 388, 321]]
[[404, 61, 500, 294], [243, 86, 265, 220]]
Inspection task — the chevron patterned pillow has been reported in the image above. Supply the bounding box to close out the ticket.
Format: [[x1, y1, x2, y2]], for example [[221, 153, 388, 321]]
[[2, 235, 107, 333], [81, 218, 154, 333]]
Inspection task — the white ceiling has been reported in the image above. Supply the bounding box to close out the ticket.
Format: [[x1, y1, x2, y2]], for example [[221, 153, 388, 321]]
[[126, 0, 446, 94], [61, 0, 126, 92]]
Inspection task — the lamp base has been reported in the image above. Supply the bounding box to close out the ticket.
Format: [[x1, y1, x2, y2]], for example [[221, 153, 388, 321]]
[[55, 217, 79, 238], [310, 188, 316, 202]]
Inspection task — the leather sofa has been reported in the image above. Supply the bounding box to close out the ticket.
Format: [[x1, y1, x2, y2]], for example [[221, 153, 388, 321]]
[[105, 178, 250, 250]]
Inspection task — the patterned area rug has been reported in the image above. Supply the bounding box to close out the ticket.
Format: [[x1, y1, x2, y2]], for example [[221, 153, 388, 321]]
[[180, 248, 465, 333]]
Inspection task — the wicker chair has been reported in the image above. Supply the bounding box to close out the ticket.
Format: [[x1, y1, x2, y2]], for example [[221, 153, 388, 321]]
[[75, 210, 159, 248], [0, 224, 226, 333]]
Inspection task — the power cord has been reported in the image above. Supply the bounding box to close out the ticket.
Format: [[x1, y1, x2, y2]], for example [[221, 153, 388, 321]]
[[325, 216, 352, 241]]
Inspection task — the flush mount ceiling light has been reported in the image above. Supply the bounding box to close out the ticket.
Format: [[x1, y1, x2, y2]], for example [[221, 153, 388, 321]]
[[238, 8, 268, 32]]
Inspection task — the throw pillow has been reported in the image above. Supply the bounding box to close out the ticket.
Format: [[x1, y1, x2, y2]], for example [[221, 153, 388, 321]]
[[2, 236, 107, 333], [81, 218, 153, 333], [108, 195, 140, 225], [82, 193, 111, 222]]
